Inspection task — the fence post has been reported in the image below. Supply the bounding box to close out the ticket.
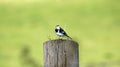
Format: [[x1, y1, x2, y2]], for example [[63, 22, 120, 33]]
[[43, 39, 79, 67]]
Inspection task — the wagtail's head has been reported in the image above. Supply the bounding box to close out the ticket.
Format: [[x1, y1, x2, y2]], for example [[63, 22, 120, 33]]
[[55, 25, 61, 29]]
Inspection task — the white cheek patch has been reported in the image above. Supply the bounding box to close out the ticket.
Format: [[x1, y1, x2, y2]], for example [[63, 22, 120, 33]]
[[56, 26, 60, 29]]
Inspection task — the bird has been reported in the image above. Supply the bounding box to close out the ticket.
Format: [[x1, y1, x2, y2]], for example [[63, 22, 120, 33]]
[[55, 25, 72, 39]]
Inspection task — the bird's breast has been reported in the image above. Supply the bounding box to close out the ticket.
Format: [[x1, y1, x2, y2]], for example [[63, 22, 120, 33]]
[[56, 32, 64, 36]]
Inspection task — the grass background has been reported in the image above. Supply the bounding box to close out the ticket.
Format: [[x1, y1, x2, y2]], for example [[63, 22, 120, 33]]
[[0, 0, 120, 67]]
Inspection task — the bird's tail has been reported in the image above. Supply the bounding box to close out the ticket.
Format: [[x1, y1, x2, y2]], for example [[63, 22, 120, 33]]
[[66, 35, 72, 39]]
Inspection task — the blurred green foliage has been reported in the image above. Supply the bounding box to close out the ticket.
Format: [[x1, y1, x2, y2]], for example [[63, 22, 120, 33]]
[[0, 0, 120, 67]]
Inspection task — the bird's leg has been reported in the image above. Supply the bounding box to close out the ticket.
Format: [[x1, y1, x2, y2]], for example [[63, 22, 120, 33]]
[[58, 36, 61, 39], [59, 36, 61, 40], [58, 36, 60, 39], [59, 36, 62, 40]]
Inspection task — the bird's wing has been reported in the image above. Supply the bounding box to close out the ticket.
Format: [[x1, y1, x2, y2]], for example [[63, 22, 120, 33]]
[[59, 28, 68, 36]]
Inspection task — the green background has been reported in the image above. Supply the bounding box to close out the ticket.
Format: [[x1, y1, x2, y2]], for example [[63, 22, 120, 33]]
[[0, 0, 120, 67]]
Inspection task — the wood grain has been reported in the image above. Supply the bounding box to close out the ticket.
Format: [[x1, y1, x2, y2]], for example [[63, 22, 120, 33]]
[[43, 39, 79, 67]]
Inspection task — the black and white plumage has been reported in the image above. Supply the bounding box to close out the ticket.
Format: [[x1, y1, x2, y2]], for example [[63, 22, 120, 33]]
[[55, 25, 72, 39]]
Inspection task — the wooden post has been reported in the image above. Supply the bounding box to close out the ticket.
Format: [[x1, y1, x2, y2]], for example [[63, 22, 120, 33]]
[[43, 39, 79, 67]]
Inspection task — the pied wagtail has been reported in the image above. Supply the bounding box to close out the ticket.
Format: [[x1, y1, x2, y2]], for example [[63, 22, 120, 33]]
[[55, 25, 72, 39]]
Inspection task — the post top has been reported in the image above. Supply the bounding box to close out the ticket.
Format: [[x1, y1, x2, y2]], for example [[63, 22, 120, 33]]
[[44, 39, 78, 45]]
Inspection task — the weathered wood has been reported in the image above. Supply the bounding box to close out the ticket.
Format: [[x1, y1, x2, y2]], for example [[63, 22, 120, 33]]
[[43, 39, 79, 67]]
